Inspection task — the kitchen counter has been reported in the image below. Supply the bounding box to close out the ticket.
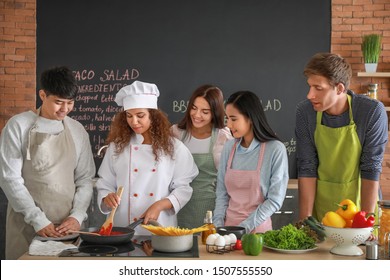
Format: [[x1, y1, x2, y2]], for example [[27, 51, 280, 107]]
[[19, 238, 367, 260]]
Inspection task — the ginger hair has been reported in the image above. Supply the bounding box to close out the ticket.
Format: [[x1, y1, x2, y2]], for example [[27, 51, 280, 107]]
[[106, 109, 174, 161]]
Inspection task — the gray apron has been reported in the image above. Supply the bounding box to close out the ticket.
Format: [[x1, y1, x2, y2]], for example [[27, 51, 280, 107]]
[[6, 113, 77, 259], [177, 129, 218, 229]]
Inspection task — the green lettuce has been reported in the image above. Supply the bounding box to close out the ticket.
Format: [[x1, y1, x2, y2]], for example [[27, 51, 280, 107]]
[[263, 224, 316, 250]]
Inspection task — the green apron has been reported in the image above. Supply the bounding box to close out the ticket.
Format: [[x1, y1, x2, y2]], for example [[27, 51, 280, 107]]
[[313, 95, 361, 222], [177, 129, 218, 229]]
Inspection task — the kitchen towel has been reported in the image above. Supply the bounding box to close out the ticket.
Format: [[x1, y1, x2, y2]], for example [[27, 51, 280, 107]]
[[29, 239, 78, 256]]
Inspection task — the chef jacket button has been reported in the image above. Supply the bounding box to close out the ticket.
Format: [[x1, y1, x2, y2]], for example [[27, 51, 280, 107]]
[[134, 193, 138, 197], [149, 193, 154, 196], [152, 168, 156, 172], [134, 147, 139, 151], [134, 168, 138, 172]]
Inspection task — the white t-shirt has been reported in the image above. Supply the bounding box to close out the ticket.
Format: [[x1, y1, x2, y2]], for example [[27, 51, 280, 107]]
[[182, 136, 211, 154]]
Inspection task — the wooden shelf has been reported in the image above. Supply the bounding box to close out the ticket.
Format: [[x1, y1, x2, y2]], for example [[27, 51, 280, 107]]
[[357, 72, 390, 77]]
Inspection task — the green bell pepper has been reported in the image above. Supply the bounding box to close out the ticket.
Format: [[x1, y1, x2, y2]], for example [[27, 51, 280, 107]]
[[241, 233, 263, 256]]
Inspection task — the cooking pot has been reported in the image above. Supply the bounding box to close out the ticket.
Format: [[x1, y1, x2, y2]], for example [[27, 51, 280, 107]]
[[151, 234, 193, 253], [78, 219, 145, 245]]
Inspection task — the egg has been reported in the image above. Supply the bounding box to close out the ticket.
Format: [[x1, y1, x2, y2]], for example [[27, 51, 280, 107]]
[[215, 235, 226, 247], [223, 234, 231, 245], [205, 234, 218, 245], [228, 233, 237, 244]]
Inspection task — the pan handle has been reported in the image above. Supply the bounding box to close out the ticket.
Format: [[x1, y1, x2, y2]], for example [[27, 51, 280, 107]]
[[127, 218, 162, 229], [128, 218, 145, 229]]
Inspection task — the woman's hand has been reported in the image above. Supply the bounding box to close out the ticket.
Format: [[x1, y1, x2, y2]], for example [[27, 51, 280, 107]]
[[141, 199, 172, 224], [103, 192, 122, 209], [141, 240, 153, 256]]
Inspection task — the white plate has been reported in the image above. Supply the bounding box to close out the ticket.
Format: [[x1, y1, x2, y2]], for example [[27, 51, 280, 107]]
[[263, 244, 318, 254], [34, 233, 79, 241]]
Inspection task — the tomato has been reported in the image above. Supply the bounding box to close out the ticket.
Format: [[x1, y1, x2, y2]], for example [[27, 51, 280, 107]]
[[234, 239, 242, 250]]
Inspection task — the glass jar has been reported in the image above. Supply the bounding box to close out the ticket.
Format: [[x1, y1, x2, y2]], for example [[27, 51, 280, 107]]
[[378, 200, 390, 246], [367, 83, 378, 99]]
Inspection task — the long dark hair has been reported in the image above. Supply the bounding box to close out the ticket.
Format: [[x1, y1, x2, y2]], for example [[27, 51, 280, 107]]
[[178, 85, 225, 132], [226, 91, 279, 142]]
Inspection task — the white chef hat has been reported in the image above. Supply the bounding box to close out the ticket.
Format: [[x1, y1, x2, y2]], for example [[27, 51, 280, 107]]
[[115, 81, 160, 110]]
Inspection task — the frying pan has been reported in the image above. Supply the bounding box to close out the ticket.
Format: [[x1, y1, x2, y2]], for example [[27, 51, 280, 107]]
[[78, 219, 145, 245]]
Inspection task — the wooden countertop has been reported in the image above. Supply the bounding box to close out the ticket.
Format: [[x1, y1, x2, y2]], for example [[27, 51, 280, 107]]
[[19, 238, 366, 260]]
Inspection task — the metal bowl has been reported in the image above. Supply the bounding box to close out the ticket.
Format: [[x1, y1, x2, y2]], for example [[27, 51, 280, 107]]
[[216, 226, 246, 240], [151, 234, 193, 253]]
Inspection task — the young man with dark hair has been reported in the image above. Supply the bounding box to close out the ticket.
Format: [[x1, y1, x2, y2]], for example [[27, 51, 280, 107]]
[[0, 66, 96, 259]]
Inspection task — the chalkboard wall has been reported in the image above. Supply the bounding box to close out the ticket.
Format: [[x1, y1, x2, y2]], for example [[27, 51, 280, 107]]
[[37, 0, 331, 177]]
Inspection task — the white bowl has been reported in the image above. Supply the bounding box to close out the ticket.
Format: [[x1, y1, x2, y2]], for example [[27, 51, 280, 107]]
[[151, 234, 193, 253], [323, 225, 373, 256]]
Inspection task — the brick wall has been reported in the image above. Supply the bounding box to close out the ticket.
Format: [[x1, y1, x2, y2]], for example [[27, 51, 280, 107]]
[[332, 0, 390, 102], [0, 0, 36, 130], [332, 0, 390, 200], [0, 0, 390, 198]]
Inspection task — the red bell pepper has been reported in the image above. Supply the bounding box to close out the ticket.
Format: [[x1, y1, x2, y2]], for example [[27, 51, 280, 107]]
[[351, 211, 375, 228]]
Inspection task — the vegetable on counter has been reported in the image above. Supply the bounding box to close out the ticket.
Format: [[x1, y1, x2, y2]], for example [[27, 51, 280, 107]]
[[295, 216, 326, 242], [322, 211, 346, 228], [241, 233, 263, 256], [336, 199, 358, 220], [263, 224, 316, 250], [234, 239, 242, 250], [352, 211, 375, 228], [344, 219, 353, 228]]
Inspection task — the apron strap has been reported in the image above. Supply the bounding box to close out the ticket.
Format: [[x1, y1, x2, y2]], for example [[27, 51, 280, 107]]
[[316, 94, 354, 125], [256, 142, 266, 172], [26, 110, 41, 161], [208, 128, 217, 153]]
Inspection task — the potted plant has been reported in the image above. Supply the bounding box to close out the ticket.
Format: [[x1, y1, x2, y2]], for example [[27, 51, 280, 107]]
[[361, 34, 382, 73]]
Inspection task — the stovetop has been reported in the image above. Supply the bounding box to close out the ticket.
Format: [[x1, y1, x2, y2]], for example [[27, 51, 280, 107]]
[[58, 235, 199, 258]]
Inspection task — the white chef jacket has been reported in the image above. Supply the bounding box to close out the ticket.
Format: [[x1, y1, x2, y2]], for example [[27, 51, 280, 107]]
[[96, 134, 198, 235]]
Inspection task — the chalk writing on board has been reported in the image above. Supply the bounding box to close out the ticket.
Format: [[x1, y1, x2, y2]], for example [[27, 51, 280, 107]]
[[172, 99, 282, 113], [73, 69, 139, 81], [283, 137, 296, 156], [70, 68, 140, 161]]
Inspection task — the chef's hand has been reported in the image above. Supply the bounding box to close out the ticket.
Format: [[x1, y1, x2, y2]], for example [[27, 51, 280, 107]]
[[367, 233, 377, 241], [141, 240, 153, 256], [102, 192, 121, 209], [36, 223, 64, 238], [56, 217, 80, 234], [141, 199, 172, 224]]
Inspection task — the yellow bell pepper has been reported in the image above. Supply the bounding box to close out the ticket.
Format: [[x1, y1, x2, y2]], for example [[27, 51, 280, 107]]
[[336, 199, 358, 220], [322, 211, 346, 228]]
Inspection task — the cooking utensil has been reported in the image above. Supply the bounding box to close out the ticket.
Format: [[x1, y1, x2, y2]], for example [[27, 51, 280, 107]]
[[98, 186, 124, 235], [216, 226, 246, 240], [151, 234, 194, 253], [68, 230, 101, 236], [323, 225, 373, 256], [78, 218, 144, 245], [76, 218, 161, 245]]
